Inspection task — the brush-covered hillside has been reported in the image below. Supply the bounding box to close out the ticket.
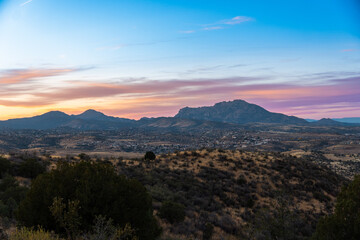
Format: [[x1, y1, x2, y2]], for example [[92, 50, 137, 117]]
[[116, 149, 347, 239], [0, 149, 348, 239]]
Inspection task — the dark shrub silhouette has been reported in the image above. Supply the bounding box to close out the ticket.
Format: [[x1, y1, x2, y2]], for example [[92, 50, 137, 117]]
[[159, 201, 185, 223], [17, 161, 161, 240], [312, 175, 360, 240], [144, 151, 156, 161]]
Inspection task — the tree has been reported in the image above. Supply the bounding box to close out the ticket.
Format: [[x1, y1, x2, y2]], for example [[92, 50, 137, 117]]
[[246, 193, 305, 240], [0, 174, 28, 219], [17, 161, 161, 240], [0, 157, 11, 178], [18, 158, 46, 179], [203, 223, 214, 240], [144, 151, 156, 161], [50, 197, 81, 240], [78, 153, 91, 161], [158, 201, 185, 224], [312, 175, 360, 240]]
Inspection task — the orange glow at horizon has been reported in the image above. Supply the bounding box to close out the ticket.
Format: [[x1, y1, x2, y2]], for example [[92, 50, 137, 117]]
[[0, 68, 360, 120]]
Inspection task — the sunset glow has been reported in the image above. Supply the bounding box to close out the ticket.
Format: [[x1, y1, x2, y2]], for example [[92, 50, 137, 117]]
[[0, 0, 359, 120]]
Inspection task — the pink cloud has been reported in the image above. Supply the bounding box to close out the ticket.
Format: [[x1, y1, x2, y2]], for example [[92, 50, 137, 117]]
[[0, 68, 78, 84], [0, 67, 359, 119]]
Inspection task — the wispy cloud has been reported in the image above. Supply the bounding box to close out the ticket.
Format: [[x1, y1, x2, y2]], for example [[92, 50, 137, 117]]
[[203, 26, 224, 31], [1, 67, 359, 119], [0, 68, 78, 85], [20, 0, 33, 7], [221, 16, 254, 25], [179, 30, 195, 34], [341, 49, 358, 52], [200, 15, 254, 31]]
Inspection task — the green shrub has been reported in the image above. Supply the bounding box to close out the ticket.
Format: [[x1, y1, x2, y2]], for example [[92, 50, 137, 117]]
[[17, 161, 161, 240], [158, 201, 185, 223], [18, 158, 46, 179], [82, 215, 138, 240], [9, 227, 60, 240], [312, 175, 360, 240], [0, 175, 28, 218]]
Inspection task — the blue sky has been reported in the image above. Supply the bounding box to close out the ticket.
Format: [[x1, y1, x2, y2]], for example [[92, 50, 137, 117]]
[[0, 0, 359, 119]]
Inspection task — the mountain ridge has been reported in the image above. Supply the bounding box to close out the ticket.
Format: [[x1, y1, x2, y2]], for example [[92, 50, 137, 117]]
[[0, 100, 358, 130]]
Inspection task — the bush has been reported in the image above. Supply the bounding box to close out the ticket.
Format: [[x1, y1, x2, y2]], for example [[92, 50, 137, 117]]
[[203, 223, 214, 240], [0, 175, 28, 218], [144, 152, 156, 161], [312, 175, 360, 240], [84, 215, 138, 240], [17, 161, 161, 240], [159, 201, 185, 224], [9, 227, 60, 240], [236, 175, 247, 185], [78, 153, 91, 161], [0, 157, 11, 178], [18, 158, 46, 179]]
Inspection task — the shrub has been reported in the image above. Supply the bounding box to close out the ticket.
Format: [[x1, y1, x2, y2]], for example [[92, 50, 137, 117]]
[[159, 201, 185, 223], [18, 158, 46, 179], [0, 157, 11, 178], [203, 223, 214, 240], [0, 175, 28, 218], [144, 151, 156, 161], [236, 175, 247, 185], [83, 215, 138, 240], [78, 153, 91, 161], [17, 161, 161, 240], [312, 175, 360, 240], [9, 227, 60, 240]]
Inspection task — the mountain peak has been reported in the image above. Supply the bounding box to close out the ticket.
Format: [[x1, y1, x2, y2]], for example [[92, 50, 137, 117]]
[[40, 111, 69, 118], [175, 99, 307, 125], [312, 118, 345, 126], [76, 109, 107, 120]]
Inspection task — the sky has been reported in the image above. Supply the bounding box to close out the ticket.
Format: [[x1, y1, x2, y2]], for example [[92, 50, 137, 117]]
[[0, 0, 359, 120]]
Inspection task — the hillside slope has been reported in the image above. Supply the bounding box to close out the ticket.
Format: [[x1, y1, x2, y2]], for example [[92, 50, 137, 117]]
[[117, 149, 346, 239]]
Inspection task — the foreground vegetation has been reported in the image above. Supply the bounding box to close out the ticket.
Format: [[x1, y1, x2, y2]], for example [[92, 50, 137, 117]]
[[0, 149, 359, 239]]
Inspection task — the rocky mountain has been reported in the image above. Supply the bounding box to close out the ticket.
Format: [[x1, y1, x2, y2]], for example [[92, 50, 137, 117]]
[[175, 99, 307, 125]]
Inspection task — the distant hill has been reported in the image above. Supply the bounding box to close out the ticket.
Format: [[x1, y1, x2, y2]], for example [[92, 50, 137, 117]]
[[0, 110, 136, 130], [311, 118, 351, 126], [175, 99, 307, 125], [333, 117, 360, 124], [73, 109, 133, 123], [0, 111, 72, 130]]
